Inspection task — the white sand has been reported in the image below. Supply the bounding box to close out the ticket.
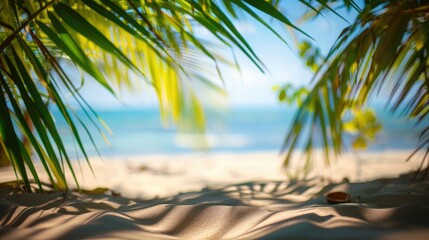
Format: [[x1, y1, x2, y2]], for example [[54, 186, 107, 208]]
[[1, 150, 428, 239]]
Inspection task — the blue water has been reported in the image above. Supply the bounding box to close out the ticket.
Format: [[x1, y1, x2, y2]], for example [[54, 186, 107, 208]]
[[53, 106, 424, 158]]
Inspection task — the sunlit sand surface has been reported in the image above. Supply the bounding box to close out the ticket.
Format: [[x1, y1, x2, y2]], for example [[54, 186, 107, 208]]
[[1, 150, 428, 239]]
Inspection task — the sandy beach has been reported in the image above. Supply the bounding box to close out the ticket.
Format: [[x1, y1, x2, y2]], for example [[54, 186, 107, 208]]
[[1, 150, 429, 239]]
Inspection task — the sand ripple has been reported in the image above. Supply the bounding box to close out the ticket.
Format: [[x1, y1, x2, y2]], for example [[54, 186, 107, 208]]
[[1, 175, 429, 240]]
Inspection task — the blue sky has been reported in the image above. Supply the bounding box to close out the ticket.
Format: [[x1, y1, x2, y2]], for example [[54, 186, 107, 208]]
[[75, 2, 357, 109]]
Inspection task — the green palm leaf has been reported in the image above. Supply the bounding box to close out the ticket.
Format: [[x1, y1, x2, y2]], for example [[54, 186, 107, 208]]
[[0, 0, 307, 191], [282, 0, 429, 177]]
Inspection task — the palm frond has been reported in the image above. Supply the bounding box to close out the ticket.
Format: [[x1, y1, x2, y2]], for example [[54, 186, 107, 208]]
[[283, 0, 429, 176], [0, 0, 304, 191]]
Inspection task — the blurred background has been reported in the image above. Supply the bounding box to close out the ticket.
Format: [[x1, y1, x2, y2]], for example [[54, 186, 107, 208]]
[[53, 1, 422, 159]]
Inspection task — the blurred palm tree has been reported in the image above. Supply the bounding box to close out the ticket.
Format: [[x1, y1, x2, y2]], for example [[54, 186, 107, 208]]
[[0, 0, 312, 191], [282, 0, 429, 178]]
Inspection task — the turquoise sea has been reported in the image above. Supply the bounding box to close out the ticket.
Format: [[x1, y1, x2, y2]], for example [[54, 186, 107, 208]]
[[53, 106, 424, 158]]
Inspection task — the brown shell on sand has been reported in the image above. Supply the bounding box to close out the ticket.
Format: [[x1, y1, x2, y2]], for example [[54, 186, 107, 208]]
[[326, 191, 351, 204]]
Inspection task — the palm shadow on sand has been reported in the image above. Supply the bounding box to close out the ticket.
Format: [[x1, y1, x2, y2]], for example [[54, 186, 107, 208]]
[[1, 173, 429, 239]]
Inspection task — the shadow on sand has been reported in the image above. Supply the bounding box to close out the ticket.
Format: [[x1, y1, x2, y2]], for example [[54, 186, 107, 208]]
[[1, 173, 429, 239]]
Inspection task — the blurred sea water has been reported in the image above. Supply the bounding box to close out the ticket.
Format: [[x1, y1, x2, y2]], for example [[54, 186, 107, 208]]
[[53, 105, 424, 159]]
